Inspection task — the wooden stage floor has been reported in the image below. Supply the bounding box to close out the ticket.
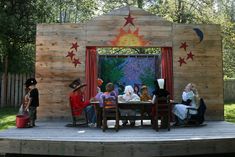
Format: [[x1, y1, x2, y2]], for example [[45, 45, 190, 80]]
[[0, 121, 235, 157]]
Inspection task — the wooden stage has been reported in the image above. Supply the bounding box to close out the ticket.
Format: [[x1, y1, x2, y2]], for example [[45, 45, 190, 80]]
[[0, 121, 235, 157]]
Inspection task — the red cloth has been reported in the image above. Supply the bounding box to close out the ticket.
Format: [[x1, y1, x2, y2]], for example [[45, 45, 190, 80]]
[[85, 47, 97, 100], [69, 91, 90, 116], [161, 47, 173, 99], [160, 48, 174, 121]]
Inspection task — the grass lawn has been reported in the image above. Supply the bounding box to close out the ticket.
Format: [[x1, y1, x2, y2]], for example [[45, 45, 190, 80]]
[[224, 103, 235, 123], [0, 107, 18, 131]]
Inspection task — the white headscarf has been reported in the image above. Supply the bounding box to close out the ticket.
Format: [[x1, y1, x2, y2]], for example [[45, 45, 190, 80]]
[[124, 85, 134, 95], [119, 85, 140, 102]]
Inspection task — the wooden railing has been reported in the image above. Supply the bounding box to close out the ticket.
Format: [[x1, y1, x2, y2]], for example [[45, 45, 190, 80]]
[[0, 73, 34, 107]]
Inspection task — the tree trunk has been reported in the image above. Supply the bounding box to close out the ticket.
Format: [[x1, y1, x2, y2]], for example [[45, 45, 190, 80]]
[[59, 0, 62, 23], [137, 0, 143, 9], [175, 0, 186, 23], [177, 0, 182, 23]]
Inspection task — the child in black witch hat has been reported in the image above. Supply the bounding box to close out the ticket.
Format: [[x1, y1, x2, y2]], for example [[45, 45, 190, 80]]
[[25, 78, 39, 127]]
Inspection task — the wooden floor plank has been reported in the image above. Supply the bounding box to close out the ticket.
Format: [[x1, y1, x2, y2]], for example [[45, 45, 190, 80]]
[[0, 121, 235, 156]]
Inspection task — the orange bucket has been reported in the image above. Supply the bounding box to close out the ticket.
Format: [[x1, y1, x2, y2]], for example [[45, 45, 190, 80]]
[[16, 115, 29, 128]]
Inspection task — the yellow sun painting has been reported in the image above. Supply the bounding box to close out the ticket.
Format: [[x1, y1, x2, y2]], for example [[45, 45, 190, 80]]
[[110, 28, 149, 46]]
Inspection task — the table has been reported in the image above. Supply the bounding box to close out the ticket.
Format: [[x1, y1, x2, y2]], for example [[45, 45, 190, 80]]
[[119, 101, 153, 125], [91, 101, 153, 128]]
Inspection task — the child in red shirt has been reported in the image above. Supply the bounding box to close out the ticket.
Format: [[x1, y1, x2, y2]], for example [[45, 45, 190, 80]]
[[69, 79, 96, 127]]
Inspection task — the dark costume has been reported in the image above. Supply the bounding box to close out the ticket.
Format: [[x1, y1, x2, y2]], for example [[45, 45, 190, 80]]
[[25, 78, 39, 127], [152, 79, 169, 98], [151, 79, 170, 128], [151, 79, 170, 116], [28, 88, 39, 125]]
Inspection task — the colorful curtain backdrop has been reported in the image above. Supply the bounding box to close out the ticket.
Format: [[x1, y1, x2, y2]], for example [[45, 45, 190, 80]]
[[85, 47, 97, 99], [161, 47, 173, 99], [98, 55, 159, 95]]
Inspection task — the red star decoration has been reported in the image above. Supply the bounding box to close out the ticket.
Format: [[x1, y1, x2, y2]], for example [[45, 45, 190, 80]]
[[124, 13, 135, 27], [178, 57, 187, 66], [187, 51, 194, 60], [179, 42, 188, 51], [66, 51, 75, 60], [73, 58, 81, 67], [70, 42, 79, 51]]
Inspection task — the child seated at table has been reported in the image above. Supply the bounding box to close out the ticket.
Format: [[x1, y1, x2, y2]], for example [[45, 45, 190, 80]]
[[118, 85, 140, 127], [97, 78, 103, 93], [140, 85, 152, 118], [95, 83, 117, 106], [140, 85, 151, 101], [91, 82, 117, 128], [118, 85, 140, 102], [69, 79, 96, 127]]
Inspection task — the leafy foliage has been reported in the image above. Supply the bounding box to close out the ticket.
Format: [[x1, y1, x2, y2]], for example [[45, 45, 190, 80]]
[[98, 47, 160, 55], [0, 0, 44, 73], [146, 0, 235, 78], [39, 0, 97, 23], [7, 44, 35, 73], [0, 0, 234, 77]]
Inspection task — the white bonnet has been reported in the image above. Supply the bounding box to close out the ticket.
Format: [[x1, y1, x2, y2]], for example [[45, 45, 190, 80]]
[[124, 85, 134, 94], [157, 79, 165, 89]]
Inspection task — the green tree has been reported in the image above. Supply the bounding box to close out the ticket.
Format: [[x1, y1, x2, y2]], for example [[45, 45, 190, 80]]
[[1, 0, 234, 78], [0, 0, 48, 73], [96, 0, 147, 14], [0, 0, 44, 103], [40, 0, 97, 23], [147, 0, 235, 78]]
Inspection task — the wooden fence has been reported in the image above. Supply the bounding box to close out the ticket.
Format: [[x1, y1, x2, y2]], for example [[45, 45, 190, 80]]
[[224, 79, 235, 102], [0, 73, 34, 107]]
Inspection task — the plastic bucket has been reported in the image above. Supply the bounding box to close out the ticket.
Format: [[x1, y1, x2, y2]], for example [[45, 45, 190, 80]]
[[16, 115, 29, 128]]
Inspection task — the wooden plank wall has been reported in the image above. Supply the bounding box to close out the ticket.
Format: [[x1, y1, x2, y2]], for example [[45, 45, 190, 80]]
[[36, 6, 223, 120], [36, 24, 87, 120], [36, 6, 173, 120], [172, 24, 223, 120], [85, 6, 172, 47]]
